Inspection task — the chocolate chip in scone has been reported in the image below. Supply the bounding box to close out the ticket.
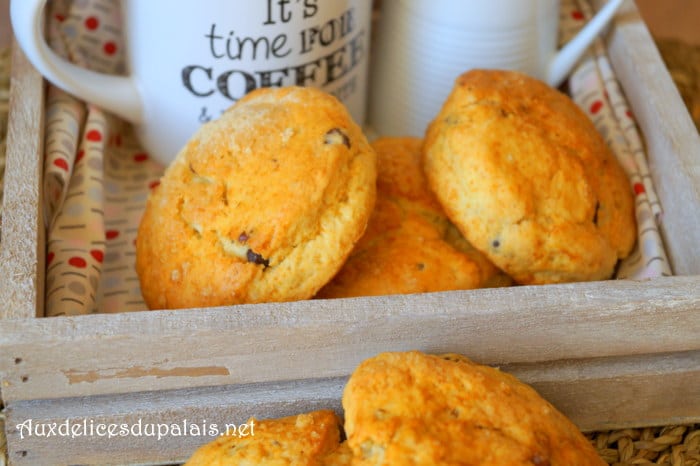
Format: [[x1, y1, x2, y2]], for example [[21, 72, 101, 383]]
[[324, 128, 351, 148], [492, 239, 501, 249], [530, 454, 550, 466], [222, 188, 229, 206], [592, 201, 600, 225], [445, 114, 460, 125], [246, 249, 270, 268], [188, 162, 214, 184], [238, 232, 249, 243]]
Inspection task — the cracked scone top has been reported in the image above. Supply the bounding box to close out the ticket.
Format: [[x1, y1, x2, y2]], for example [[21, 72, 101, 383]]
[[423, 69, 636, 284], [136, 86, 377, 309], [343, 351, 606, 466]]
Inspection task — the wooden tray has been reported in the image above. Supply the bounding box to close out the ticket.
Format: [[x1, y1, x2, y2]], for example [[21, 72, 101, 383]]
[[1, 1, 699, 464]]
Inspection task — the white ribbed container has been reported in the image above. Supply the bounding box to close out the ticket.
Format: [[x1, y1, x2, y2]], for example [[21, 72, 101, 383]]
[[367, 0, 623, 137]]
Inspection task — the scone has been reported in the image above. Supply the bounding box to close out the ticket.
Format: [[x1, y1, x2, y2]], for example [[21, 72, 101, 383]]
[[184, 410, 342, 465], [423, 69, 636, 284], [342, 351, 605, 466], [136, 86, 377, 309], [320, 442, 353, 466], [316, 137, 509, 299]]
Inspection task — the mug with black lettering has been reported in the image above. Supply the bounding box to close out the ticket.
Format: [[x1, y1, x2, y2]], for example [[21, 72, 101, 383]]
[[11, 0, 372, 165]]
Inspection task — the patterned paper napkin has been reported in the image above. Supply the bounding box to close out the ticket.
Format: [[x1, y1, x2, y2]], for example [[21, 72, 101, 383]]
[[41, 0, 671, 317], [42, 0, 162, 316]]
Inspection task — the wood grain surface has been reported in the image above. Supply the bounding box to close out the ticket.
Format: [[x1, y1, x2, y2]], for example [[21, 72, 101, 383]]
[[0, 42, 46, 320], [611, 3, 700, 276]]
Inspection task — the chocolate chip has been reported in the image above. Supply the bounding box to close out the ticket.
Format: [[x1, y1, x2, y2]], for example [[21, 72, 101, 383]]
[[324, 128, 351, 148], [531, 454, 550, 465], [417, 263, 425, 270], [492, 240, 500, 248], [593, 201, 600, 225], [238, 232, 249, 243], [246, 249, 269, 268]]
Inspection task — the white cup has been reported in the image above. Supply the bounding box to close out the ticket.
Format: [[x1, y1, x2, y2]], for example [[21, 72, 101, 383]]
[[11, 0, 372, 165], [367, 0, 624, 137]]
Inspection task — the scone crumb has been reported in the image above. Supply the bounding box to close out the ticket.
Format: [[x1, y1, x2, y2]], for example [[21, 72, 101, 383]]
[[218, 234, 249, 262], [282, 127, 296, 143], [324, 128, 351, 148]]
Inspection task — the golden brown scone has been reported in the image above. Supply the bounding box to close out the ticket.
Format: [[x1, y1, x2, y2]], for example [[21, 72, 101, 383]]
[[423, 69, 636, 284], [316, 137, 509, 299], [136, 86, 377, 309], [184, 410, 342, 466], [342, 351, 606, 466]]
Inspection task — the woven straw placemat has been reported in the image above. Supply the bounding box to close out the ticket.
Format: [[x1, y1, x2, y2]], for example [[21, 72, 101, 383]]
[[0, 40, 699, 466]]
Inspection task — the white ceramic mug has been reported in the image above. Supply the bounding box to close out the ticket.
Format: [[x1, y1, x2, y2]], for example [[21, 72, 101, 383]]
[[11, 0, 372, 165], [367, 0, 624, 137]]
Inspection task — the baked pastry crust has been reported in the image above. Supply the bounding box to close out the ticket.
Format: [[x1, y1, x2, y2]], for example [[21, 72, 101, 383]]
[[423, 69, 636, 284], [320, 441, 353, 466], [342, 351, 606, 466], [184, 410, 342, 466], [317, 137, 508, 298], [136, 86, 376, 309]]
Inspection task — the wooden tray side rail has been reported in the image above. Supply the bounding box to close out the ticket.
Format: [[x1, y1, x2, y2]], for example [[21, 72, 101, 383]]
[[605, 0, 700, 275], [0, 39, 45, 321]]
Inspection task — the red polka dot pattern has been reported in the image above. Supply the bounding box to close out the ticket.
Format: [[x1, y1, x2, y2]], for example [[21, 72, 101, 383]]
[[91, 250, 104, 263], [85, 16, 99, 30], [44, 0, 156, 316], [103, 41, 117, 55], [69, 257, 87, 268], [86, 129, 103, 142], [54, 158, 69, 171]]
